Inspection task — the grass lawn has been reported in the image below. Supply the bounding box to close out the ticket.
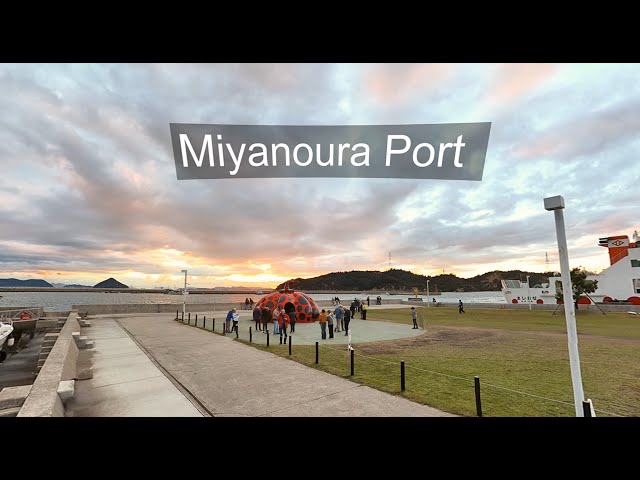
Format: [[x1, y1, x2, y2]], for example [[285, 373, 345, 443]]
[[242, 307, 640, 417]]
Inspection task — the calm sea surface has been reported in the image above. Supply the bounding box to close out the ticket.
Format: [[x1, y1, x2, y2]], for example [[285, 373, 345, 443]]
[[0, 291, 506, 310]]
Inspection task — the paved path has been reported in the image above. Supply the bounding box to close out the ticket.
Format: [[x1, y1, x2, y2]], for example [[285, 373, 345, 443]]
[[64, 317, 202, 417], [115, 314, 453, 417]]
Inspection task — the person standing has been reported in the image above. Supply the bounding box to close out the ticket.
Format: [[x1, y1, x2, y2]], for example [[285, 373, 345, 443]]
[[327, 310, 335, 339], [343, 307, 351, 336], [318, 309, 327, 339], [334, 304, 343, 333], [411, 306, 418, 329], [279, 309, 289, 344], [231, 308, 239, 334], [459, 300, 465, 314], [288, 308, 296, 334], [225, 308, 234, 333], [272, 306, 280, 334], [253, 305, 262, 331], [361, 302, 367, 320], [261, 306, 270, 333]]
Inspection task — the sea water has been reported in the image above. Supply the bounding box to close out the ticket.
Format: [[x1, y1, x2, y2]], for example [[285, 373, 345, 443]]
[[0, 291, 506, 310]]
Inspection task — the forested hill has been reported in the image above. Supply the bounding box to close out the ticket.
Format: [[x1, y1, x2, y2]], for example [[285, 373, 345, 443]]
[[277, 269, 557, 292]]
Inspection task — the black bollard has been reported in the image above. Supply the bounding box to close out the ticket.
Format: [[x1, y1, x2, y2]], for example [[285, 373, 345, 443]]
[[288, 336, 292, 356], [236, 326, 239, 339], [350, 349, 354, 376], [212, 318, 215, 331], [222, 323, 225, 336], [181, 310, 184, 321], [195, 316, 198, 327], [401, 361, 405, 391], [315, 342, 319, 364], [583, 400, 592, 418], [266, 331, 269, 347], [250, 327, 252, 343], [474, 376, 482, 417], [188, 312, 190, 324], [176, 309, 179, 320], [203, 316, 206, 329]]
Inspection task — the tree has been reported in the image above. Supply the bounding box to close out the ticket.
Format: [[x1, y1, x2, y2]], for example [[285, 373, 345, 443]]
[[555, 267, 599, 310]]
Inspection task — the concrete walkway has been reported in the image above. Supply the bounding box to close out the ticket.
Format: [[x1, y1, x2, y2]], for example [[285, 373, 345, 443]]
[[64, 317, 202, 417], [115, 314, 453, 417]]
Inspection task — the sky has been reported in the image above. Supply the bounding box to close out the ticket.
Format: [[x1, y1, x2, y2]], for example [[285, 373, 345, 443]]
[[1, 63, 639, 288]]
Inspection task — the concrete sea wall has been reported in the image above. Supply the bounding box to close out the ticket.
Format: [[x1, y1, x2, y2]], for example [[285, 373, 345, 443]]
[[18, 312, 80, 417]]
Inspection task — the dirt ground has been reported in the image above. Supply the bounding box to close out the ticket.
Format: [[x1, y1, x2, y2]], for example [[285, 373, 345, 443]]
[[357, 324, 640, 355]]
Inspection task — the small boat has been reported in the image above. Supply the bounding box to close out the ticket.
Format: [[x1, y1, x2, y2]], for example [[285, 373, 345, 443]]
[[1, 320, 14, 361], [256, 291, 263, 295], [166, 288, 188, 295]]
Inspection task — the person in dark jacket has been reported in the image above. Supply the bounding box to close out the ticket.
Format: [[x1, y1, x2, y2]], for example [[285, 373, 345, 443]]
[[225, 309, 234, 333], [459, 300, 465, 314], [261, 306, 270, 334], [288, 309, 296, 333], [343, 307, 351, 336], [253, 305, 262, 331]]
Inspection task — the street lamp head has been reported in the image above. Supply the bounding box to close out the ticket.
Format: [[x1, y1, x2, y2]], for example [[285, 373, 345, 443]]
[[181, 269, 187, 273], [544, 195, 565, 211]]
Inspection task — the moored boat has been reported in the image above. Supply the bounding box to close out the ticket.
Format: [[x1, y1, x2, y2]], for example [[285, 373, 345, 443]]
[[1, 320, 14, 361]]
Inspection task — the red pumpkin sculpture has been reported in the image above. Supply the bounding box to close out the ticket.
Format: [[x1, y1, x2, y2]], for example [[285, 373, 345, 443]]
[[256, 281, 320, 323]]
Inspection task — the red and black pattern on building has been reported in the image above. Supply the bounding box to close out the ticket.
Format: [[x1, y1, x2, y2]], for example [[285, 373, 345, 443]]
[[255, 281, 320, 323]]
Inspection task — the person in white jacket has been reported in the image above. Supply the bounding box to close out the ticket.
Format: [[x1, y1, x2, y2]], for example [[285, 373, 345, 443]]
[[231, 309, 239, 334]]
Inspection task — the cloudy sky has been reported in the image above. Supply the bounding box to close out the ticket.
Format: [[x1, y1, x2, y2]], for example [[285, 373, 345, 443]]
[[1, 63, 639, 288]]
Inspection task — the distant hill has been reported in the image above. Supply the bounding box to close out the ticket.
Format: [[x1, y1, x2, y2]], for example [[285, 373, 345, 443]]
[[0, 278, 53, 287], [93, 278, 128, 289], [276, 269, 557, 292]]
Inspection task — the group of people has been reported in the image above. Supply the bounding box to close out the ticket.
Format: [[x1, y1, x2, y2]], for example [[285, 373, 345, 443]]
[[317, 304, 352, 340], [242, 298, 255, 310], [225, 308, 239, 333], [251, 304, 297, 343], [232, 297, 469, 342]]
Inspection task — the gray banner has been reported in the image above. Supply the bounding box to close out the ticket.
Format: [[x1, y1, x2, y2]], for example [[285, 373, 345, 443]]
[[170, 123, 490, 180]]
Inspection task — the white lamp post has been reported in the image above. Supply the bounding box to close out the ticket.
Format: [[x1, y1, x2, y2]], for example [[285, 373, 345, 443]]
[[181, 269, 187, 320], [544, 195, 585, 417], [426, 280, 430, 308], [526, 275, 531, 311]]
